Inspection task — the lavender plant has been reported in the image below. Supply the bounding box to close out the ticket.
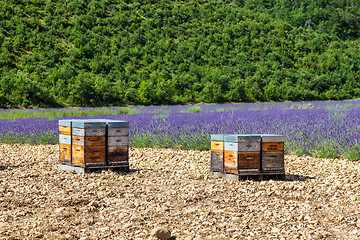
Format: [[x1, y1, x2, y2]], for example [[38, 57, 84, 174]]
[[0, 100, 359, 160]]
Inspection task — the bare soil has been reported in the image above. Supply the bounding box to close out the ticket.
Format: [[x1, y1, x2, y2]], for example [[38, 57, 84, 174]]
[[0, 144, 359, 240]]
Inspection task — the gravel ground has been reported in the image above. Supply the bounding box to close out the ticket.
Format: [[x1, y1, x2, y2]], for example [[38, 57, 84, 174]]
[[0, 144, 359, 240]]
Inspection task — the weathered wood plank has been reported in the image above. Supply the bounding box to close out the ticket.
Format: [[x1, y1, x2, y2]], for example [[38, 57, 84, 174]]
[[72, 136, 106, 146], [210, 150, 223, 172]]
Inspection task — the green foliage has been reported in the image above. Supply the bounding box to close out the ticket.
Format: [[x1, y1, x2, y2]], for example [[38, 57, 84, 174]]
[[345, 145, 360, 161], [153, 114, 168, 122], [184, 106, 201, 113], [1, 0, 360, 108]]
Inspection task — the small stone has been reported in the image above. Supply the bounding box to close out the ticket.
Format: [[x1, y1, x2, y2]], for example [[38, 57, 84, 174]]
[[122, 223, 134, 229], [356, 220, 360, 228], [54, 207, 65, 213], [150, 227, 171, 240], [98, 227, 110, 232]]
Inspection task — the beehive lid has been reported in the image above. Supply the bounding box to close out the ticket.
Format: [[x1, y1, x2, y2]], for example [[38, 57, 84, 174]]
[[71, 119, 107, 128], [59, 119, 129, 128], [261, 134, 285, 142], [224, 134, 261, 143], [58, 119, 74, 127], [210, 134, 225, 141], [100, 119, 129, 128]]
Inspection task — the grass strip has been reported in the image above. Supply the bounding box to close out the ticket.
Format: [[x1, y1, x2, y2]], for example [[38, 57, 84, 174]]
[[0, 108, 138, 119]]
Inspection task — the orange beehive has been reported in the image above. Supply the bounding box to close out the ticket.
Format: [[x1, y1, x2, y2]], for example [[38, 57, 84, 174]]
[[59, 120, 72, 165], [72, 145, 106, 167], [58, 119, 130, 172], [210, 134, 225, 172], [71, 120, 107, 167], [224, 135, 261, 174]]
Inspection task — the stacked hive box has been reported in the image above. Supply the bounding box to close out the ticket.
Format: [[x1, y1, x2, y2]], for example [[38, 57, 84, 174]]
[[58, 119, 129, 171], [261, 134, 285, 173], [107, 120, 129, 169], [224, 135, 261, 174], [210, 134, 285, 179], [59, 120, 72, 165], [71, 120, 107, 167], [210, 134, 224, 172]]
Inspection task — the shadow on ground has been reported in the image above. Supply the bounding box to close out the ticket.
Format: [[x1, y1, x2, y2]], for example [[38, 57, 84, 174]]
[[284, 174, 316, 182]]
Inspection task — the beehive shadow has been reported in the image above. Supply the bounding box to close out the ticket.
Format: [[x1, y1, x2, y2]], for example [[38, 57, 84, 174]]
[[284, 174, 315, 182], [239, 173, 315, 182], [110, 167, 171, 175], [0, 166, 8, 171], [130, 168, 171, 173]]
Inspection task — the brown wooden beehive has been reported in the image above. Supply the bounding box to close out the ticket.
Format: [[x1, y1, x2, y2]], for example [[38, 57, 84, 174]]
[[210, 134, 285, 181], [261, 134, 285, 173], [72, 145, 106, 167], [106, 120, 129, 168], [58, 119, 130, 172], [224, 135, 261, 174], [70, 120, 107, 167]]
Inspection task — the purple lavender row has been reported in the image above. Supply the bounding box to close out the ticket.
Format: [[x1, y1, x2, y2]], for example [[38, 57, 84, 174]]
[[0, 101, 359, 160], [1, 100, 359, 114]]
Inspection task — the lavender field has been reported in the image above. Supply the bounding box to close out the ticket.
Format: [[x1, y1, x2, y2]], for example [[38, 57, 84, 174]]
[[1, 100, 360, 161]]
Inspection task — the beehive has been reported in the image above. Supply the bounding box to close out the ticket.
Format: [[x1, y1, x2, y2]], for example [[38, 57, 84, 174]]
[[58, 120, 72, 165], [224, 135, 261, 174], [106, 120, 129, 167], [261, 134, 285, 173], [71, 120, 107, 167], [58, 119, 130, 171], [210, 134, 224, 172]]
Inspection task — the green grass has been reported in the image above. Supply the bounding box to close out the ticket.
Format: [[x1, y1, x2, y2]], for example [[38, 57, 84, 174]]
[[182, 106, 201, 113], [0, 132, 58, 145], [0, 107, 138, 119], [131, 131, 210, 150], [153, 114, 168, 122]]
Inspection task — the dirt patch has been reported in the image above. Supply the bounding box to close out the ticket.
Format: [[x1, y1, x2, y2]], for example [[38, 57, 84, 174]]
[[0, 144, 359, 239]]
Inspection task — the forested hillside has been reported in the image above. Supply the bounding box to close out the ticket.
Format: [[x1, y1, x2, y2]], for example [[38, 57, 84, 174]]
[[1, 0, 360, 108]]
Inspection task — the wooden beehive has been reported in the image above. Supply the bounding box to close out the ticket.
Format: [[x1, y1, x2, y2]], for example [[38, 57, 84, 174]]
[[224, 135, 261, 174], [210, 134, 224, 172], [106, 120, 129, 167], [261, 134, 285, 173], [58, 119, 130, 172], [58, 120, 72, 165], [71, 120, 107, 167]]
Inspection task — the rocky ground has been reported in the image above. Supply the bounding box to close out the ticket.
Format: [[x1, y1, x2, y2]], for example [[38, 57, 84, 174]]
[[0, 144, 359, 240]]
